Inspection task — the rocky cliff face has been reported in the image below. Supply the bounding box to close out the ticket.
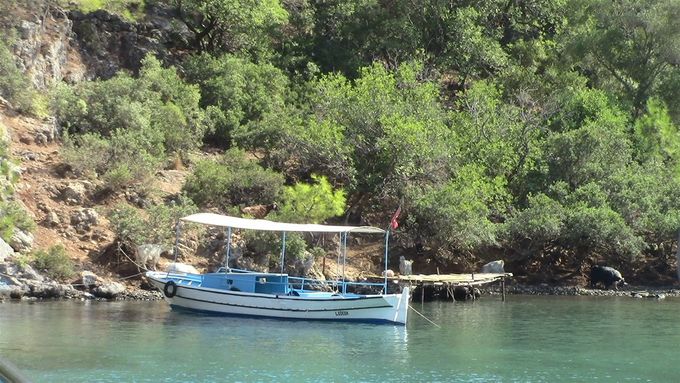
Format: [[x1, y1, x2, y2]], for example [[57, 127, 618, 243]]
[[0, 2, 192, 300], [69, 5, 190, 79], [7, 1, 189, 87], [10, 3, 86, 89]]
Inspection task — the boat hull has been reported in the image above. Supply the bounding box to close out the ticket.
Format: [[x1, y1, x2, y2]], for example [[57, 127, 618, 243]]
[[146, 272, 409, 325]]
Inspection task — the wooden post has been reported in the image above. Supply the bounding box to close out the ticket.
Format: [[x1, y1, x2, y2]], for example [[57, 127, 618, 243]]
[[421, 283, 425, 304], [501, 277, 506, 302]]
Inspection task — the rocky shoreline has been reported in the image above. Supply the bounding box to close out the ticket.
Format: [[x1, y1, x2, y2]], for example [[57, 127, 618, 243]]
[[2, 257, 679, 302], [0, 260, 163, 302], [483, 283, 680, 298]]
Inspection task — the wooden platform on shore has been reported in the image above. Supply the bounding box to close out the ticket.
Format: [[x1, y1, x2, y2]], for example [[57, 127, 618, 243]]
[[394, 272, 512, 286], [391, 272, 513, 302]]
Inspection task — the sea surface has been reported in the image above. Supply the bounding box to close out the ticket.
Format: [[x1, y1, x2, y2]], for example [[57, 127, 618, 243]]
[[1, 295, 679, 382]]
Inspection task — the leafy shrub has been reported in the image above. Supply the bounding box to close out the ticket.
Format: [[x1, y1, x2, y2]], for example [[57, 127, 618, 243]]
[[0, 37, 41, 115], [52, 55, 208, 166], [32, 245, 75, 281], [1, 133, 20, 197], [242, 230, 307, 271], [108, 195, 199, 246], [62, 128, 163, 191], [183, 148, 284, 208], [274, 175, 346, 223], [0, 200, 36, 242], [184, 53, 288, 147]]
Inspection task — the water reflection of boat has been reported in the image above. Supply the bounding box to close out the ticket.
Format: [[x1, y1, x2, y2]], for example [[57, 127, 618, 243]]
[[146, 213, 410, 325]]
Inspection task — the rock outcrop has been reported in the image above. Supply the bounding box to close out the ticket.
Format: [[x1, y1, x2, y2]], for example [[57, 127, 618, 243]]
[[0, 238, 15, 262], [0, 259, 134, 300], [69, 4, 190, 79], [10, 3, 86, 89]]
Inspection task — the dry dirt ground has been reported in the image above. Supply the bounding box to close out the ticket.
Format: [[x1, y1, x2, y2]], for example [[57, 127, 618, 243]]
[[1, 104, 189, 283]]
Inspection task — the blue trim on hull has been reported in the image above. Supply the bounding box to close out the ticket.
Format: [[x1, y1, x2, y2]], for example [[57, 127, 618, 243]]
[[168, 304, 400, 325]]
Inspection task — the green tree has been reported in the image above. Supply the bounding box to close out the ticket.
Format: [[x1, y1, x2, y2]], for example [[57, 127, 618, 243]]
[[183, 148, 285, 208], [53, 55, 208, 158], [275, 175, 346, 223], [184, 53, 288, 147], [632, 98, 680, 178], [408, 165, 504, 256], [172, 0, 288, 57], [566, 0, 680, 118], [108, 195, 198, 246]]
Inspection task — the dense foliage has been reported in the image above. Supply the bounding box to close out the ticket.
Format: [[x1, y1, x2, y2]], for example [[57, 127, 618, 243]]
[[107, 195, 198, 246], [54, 55, 208, 191], [23, 0, 680, 280]]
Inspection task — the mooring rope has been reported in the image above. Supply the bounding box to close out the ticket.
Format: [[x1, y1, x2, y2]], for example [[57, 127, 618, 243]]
[[408, 304, 441, 328], [117, 242, 151, 272]]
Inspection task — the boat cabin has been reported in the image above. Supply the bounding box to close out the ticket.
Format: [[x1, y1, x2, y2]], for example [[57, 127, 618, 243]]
[[202, 271, 289, 295]]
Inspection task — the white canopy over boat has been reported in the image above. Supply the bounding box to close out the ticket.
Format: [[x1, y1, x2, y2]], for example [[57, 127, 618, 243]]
[[181, 213, 386, 234]]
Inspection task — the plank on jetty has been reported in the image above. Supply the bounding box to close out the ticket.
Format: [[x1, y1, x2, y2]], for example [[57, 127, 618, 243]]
[[393, 273, 512, 286]]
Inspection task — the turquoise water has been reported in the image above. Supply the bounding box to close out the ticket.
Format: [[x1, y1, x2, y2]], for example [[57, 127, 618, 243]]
[[1, 296, 679, 382]]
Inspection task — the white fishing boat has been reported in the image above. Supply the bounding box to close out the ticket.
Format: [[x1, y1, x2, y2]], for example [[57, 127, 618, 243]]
[[146, 213, 410, 325]]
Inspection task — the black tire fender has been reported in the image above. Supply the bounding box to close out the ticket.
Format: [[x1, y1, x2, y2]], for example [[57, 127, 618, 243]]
[[163, 281, 178, 298]]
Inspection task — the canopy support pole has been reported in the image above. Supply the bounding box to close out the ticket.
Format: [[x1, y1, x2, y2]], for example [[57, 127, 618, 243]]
[[169, 219, 182, 277], [336, 234, 341, 291], [384, 230, 389, 294], [280, 231, 287, 274], [342, 232, 348, 294], [224, 226, 232, 270]]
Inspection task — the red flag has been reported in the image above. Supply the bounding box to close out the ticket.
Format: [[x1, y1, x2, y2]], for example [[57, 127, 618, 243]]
[[390, 205, 401, 230]]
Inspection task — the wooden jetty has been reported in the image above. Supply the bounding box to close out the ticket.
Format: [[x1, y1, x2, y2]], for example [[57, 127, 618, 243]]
[[394, 273, 513, 302]]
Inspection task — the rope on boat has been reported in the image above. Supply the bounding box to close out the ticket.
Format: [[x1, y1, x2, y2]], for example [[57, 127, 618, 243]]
[[408, 304, 441, 328]]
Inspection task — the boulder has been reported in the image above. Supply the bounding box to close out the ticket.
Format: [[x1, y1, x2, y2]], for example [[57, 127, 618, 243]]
[[10, 229, 34, 253], [26, 280, 65, 298], [16, 263, 43, 282], [81, 271, 100, 288], [44, 211, 61, 226], [0, 238, 14, 262], [481, 260, 505, 274], [70, 208, 99, 232], [61, 182, 87, 204], [93, 281, 126, 298], [34, 131, 48, 145], [0, 284, 25, 299]]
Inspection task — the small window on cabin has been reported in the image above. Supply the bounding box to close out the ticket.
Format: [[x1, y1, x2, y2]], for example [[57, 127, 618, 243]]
[[258, 277, 267, 283]]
